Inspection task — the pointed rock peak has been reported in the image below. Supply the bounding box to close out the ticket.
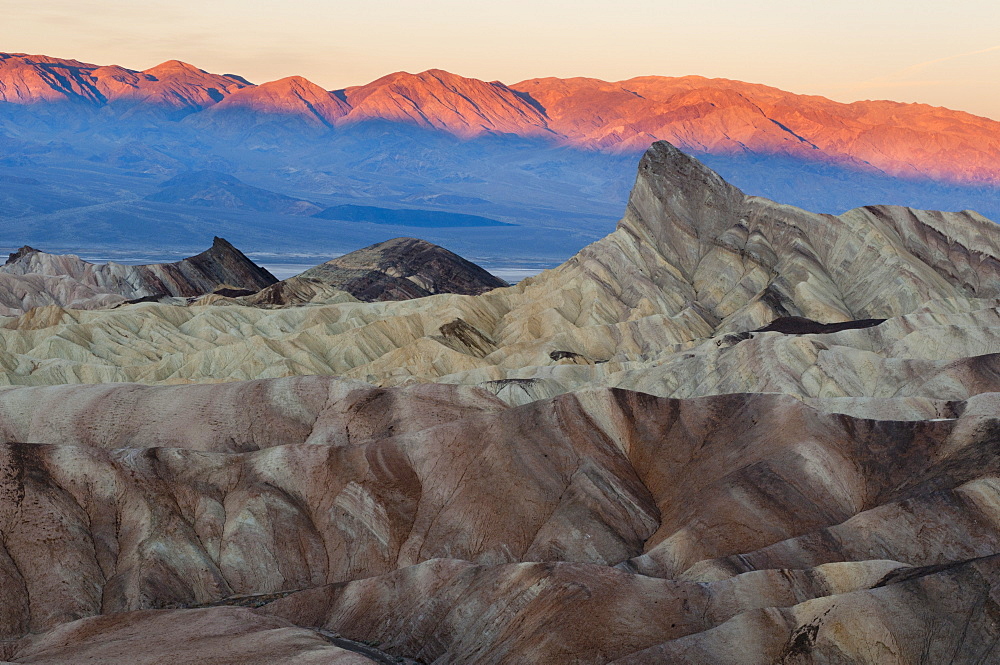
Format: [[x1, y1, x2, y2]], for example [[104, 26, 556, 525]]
[[619, 141, 746, 255], [6, 246, 41, 265], [209, 236, 242, 254], [183, 237, 277, 286], [258, 75, 327, 93], [636, 141, 739, 195]]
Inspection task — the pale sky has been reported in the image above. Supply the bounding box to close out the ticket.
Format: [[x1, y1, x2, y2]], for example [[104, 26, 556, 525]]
[[5, 0, 1000, 119]]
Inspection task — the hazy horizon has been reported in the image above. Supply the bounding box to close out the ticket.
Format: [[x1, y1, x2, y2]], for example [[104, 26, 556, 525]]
[[10, 0, 1000, 120]]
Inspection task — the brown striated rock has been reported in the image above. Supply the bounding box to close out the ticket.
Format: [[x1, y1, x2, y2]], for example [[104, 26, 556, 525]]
[[0, 382, 662, 638], [6, 555, 994, 664], [0, 378, 999, 660], [4, 607, 378, 663], [612, 556, 1000, 664]]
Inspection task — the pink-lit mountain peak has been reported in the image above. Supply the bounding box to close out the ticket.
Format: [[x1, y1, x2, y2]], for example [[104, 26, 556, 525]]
[[340, 68, 552, 138], [3, 51, 1000, 185], [137, 60, 250, 91], [0, 53, 249, 112], [143, 59, 204, 75], [196, 75, 349, 129], [0, 52, 105, 104], [234, 74, 333, 98]]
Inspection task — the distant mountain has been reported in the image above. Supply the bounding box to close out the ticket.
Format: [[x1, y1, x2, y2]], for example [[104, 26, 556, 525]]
[[144, 170, 320, 214], [339, 69, 553, 138], [0, 53, 249, 118], [191, 76, 350, 133], [3, 52, 997, 186], [513, 75, 1000, 185], [312, 204, 512, 227], [2, 51, 999, 262]]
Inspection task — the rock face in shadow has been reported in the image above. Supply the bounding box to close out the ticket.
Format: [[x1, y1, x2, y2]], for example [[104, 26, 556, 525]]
[[752, 315, 886, 335], [0, 237, 277, 314]]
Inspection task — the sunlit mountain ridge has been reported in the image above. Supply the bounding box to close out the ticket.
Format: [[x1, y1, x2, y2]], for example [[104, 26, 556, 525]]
[[1, 51, 998, 261], [4, 51, 999, 184]]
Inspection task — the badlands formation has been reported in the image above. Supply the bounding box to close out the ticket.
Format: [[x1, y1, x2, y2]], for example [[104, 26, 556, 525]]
[[0, 237, 277, 316], [0, 235, 508, 317], [2, 142, 1000, 662]]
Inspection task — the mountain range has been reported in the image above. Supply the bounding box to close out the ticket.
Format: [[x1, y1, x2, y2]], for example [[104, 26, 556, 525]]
[[3, 53, 999, 185], [2, 52, 998, 264]]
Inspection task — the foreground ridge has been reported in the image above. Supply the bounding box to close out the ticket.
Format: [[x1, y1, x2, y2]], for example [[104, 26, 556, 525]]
[[2, 379, 1000, 662]]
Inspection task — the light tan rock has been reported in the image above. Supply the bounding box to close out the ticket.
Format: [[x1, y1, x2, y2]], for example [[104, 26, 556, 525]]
[[1, 143, 999, 397]]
